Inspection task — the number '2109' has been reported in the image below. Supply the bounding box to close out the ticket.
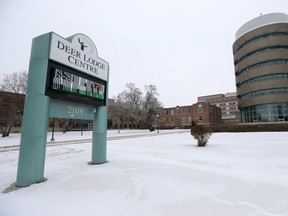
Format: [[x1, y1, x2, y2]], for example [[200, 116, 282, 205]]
[[68, 106, 84, 115]]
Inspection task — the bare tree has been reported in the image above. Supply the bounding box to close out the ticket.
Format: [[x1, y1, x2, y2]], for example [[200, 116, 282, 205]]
[[0, 71, 27, 137], [112, 92, 127, 132], [141, 85, 162, 131], [123, 83, 143, 128], [1, 71, 27, 94], [113, 83, 162, 131]]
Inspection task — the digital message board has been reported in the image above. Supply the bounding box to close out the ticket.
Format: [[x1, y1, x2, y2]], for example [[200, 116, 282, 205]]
[[46, 61, 106, 106]]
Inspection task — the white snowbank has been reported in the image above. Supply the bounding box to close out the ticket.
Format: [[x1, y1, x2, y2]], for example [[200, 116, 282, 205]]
[[1, 131, 288, 216]]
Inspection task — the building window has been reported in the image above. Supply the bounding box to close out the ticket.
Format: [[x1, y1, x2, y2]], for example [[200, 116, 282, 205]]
[[241, 87, 288, 99], [188, 116, 192, 123], [171, 110, 174, 115], [166, 110, 168, 115], [188, 108, 191, 114], [198, 104, 203, 113], [239, 73, 288, 88], [236, 59, 288, 76], [176, 108, 180, 115], [176, 120, 180, 127], [182, 117, 186, 123], [182, 108, 185, 114], [242, 103, 288, 123], [198, 116, 203, 122], [234, 31, 288, 54]]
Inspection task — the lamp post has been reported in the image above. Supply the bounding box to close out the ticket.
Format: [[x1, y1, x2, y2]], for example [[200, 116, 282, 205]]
[[157, 114, 159, 133], [80, 120, 83, 136], [50, 118, 55, 141]]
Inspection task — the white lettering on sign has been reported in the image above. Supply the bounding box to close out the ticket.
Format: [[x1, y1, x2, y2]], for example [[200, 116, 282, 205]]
[[49, 33, 108, 81], [68, 106, 84, 115]]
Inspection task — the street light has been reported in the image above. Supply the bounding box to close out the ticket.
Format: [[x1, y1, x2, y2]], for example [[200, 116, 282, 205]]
[[157, 114, 159, 133], [50, 118, 55, 141], [80, 120, 83, 136]]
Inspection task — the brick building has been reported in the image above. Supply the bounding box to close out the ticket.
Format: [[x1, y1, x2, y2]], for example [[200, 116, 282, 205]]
[[160, 102, 222, 129], [160, 105, 192, 129], [192, 102, 222, 125], [198, 92, 240, 123], [0, 91, 25, 133]]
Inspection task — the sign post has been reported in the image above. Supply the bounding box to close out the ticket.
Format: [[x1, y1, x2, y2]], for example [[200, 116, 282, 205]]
[[16, 32, 109, 187]]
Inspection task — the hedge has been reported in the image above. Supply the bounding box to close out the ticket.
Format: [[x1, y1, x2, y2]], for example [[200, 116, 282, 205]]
[[210, 123, 288, 133]]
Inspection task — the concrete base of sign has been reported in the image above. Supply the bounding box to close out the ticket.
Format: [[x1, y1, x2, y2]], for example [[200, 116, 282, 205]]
[[87, 161, 109, 165]]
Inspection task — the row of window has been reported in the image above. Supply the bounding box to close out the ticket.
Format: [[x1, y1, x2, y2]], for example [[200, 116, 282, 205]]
[[165, 116, 193, 123], [208, 97, 237, 102], [165, 116, 206, 124], [215, 102, 238, 107], [234, 45, 288, 65], [241, 87, 288, 99], [221, 106, 238, 111], [242, 103, 288, 122], [165, 108, 192, 115], [235, 59, 288, 76], [233, 31, 288, 54], [238, 73, 288, 88]]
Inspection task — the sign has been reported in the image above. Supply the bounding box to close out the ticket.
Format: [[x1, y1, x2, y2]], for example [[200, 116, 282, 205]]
[[49, 33, 108, 81], [16, 32, 109, 187], [49, 99, 96, 120], [46, 61, 106, 105]]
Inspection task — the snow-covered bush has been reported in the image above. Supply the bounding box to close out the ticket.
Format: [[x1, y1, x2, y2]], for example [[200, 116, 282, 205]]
[[190, 121, 213, 147]]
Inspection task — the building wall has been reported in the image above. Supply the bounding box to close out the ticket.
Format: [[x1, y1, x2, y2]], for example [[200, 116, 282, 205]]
[[160, 105, 193, 129], [233, 13, 288, 123], [161, 102, 222, 128], [0, 91, 25, 132], [198, 93, 240, 123], [192, 102, 222, 125]]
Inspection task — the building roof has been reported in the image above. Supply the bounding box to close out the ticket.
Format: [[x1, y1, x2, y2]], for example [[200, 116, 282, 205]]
[[235, 12, 288, 40]]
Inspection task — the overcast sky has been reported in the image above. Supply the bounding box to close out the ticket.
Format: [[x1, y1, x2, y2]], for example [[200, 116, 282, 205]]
[[0, 0, 287, 107]]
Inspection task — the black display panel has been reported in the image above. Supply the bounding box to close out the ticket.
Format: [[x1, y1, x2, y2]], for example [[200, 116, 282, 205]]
[[46, 61, 106, 106]]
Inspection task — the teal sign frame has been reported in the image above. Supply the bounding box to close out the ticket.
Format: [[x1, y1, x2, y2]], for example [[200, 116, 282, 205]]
[[16, 32, 109, 187]]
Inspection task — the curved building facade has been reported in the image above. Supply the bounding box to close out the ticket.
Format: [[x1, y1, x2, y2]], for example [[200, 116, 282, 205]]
[[233, 13, 288, 123]]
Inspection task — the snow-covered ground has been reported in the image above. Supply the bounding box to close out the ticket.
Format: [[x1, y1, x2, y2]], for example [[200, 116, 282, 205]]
[[1, 130, 288, 216]]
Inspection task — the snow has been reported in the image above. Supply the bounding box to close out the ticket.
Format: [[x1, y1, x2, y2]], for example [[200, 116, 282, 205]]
[[1, 130, 288, 216]]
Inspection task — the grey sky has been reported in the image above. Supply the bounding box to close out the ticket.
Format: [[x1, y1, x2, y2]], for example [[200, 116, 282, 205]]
[[0, 0, 287, 107]]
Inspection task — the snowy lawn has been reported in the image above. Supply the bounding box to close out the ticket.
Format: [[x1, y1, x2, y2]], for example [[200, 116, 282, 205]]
[[1, 131, 288, 216]]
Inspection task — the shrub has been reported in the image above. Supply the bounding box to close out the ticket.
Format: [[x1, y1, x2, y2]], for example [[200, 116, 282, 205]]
[[190, 121, 213, 147]]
